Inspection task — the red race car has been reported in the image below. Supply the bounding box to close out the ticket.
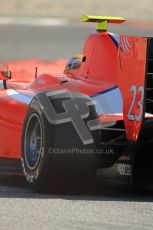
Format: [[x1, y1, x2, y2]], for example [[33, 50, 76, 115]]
[[0, 15, 152, 193]]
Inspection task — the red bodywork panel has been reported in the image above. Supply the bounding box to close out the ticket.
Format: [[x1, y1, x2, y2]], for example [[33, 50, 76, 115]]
[[0, 91, 28, 158], [117, 35, 147, 141], [78, 32, 117, 86]]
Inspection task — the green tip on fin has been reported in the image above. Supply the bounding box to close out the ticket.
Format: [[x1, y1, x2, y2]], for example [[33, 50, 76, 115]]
[[80, 15, 125, 32]]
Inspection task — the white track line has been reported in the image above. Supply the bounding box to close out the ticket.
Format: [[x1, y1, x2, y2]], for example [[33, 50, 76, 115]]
[[0, 17, 69, 26]]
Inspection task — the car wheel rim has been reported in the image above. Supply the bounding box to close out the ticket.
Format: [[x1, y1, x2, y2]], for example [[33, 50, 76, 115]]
[[24, 113, 43, 170]]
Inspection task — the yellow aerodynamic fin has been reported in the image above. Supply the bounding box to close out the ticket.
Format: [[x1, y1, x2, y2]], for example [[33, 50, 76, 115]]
[[80, 15, 125, 32]]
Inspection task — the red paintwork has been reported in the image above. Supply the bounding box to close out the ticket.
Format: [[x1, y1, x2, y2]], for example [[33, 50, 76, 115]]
[[117, 35, 147, 141], [77, 32, 117, 86], [0, 31, 149, 159]]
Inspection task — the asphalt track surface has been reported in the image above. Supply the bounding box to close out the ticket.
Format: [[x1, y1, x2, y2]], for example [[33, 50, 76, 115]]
[[0, 21, 153, 230]]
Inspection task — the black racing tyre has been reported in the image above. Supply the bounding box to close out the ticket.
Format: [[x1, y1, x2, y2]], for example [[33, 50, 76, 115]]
[[21, 91, 100, 193]]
